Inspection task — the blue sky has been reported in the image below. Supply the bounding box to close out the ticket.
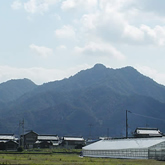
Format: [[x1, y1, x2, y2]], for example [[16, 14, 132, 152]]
[[1, 0, 165, 85]]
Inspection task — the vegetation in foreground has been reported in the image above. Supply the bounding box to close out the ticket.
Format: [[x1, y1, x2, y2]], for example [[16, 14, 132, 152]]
[[0, 149, 165, 165]]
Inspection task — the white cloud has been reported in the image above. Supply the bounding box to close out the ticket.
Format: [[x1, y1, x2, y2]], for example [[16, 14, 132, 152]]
[[123, 24, 144, 41], [56, 45, 67, 50], [55, 25, 76, 39], [12, 0, 59, 14], [52, 14, 61, 21], [136, 0, 165, 16], [75, 41, 125, 60], [78, 0, 165, 47], [61, 0, 97, 12], [140, 25, 165, 46], [81, 13, 98, 30], [30, 44, 53, 58], [24, 0, 49, 14], [99, 0, 135, 12], [8, 0, 165, 88], [11, 0, 22, 10]]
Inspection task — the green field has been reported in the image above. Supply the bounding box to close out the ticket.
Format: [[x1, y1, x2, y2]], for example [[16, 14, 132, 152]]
[[0, 151, 165, 165]]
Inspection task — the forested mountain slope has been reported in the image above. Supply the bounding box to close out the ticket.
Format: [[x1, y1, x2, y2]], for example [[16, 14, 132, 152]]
[[0, 64, 165, 138]]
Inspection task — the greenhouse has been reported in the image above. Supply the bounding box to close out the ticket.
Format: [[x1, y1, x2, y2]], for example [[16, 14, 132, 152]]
[[82, 137, 165, 160]]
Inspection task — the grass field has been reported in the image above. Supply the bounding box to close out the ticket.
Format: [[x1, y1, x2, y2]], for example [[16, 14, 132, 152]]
[[0, 152, 165, 165]]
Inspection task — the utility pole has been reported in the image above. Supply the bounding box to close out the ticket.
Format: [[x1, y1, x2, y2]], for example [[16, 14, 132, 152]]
[[126, 110, 131, 138], [88, 123, 93, 140], [19, 119, 24, 148], [107, 128, 109, 138]]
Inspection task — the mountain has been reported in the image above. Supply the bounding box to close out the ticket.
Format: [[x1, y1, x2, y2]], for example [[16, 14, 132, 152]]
[[0, 64, 165, 138], [0, 78, 37, 103]]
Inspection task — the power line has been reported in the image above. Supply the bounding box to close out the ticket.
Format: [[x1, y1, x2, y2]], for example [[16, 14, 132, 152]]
[[130, 112, 165, 122]]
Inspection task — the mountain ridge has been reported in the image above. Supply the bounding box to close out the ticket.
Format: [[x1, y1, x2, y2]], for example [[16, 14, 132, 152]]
[[0, 78, 37, 103], [0, 64, 165, 138]]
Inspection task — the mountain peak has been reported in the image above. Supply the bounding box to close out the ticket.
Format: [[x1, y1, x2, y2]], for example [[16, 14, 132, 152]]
[[0, 78, 37, 102], [93, 63, 106, 70]]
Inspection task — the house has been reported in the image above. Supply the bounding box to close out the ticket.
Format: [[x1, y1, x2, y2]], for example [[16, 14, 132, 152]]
[[0, 134, 18, 150], [61, 136, 85, 149], [133, 127, 163, 138], [34, 135, 60, 148], [5, 140, 18, 151], [21, 130, 38, 149]]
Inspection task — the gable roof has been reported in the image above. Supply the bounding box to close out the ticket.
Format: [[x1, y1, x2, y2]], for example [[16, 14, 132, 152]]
[[23, 130, 38, 136]]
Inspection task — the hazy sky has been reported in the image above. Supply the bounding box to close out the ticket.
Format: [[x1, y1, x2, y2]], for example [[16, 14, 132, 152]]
[[1, 0, 165, 85]]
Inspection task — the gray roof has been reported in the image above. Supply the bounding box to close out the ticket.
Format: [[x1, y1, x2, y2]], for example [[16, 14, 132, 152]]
[[38, 135, 59, 141], [135, 129, 161, 135], [83, 137, 165, 150], [0, 135, 15, 140], [63, 137, 84, 141], [134, 127, 162, 136]]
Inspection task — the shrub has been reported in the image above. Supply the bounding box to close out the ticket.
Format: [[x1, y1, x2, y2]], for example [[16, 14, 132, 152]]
[[17, 146, 24, 152]]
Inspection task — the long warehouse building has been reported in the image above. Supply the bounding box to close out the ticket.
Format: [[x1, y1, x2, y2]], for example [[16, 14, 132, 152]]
[[82, 137, 165, 160]]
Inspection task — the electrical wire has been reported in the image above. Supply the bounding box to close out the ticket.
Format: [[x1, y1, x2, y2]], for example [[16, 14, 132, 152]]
[[130, 111, 165, 122]]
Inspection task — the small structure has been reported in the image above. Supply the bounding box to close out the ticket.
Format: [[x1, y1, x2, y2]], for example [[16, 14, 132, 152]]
[[82, 137, 165, 160], [5, 140, 18, 151], [61, 136, 85, 149], [34, 135, 60, 148], [0, 134, 18, 150], [134, 127, 162, 138]]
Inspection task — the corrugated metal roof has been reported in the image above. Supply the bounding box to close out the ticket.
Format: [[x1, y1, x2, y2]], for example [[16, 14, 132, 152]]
[[136, 130, 161, 135], [0, 135, 14, 140], [63, 137, 84, 141], [38, 135, 59, 140], [83, 137, 165, 150]]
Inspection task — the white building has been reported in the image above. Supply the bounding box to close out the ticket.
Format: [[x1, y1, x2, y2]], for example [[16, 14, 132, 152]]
[[82, 137, 165, 160], [61, 136, 85, 149], [134, 127, 162, 138]]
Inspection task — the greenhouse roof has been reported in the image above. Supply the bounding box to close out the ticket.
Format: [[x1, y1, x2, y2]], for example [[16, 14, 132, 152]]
[[83, 137, 165, 150]]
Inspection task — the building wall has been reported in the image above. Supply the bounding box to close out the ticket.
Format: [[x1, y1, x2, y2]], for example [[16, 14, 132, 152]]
[[5, 141, 18, 151], [149, 141, 165, 160], [23, 132, 38, 149], [83, 149, 148, 159], [83, 140, 165, 160], [62, 140, 85, 149]]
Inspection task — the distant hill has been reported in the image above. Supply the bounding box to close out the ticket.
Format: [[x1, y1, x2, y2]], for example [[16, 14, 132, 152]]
[[0, 78, 37, 103], [0, 64, 165, 138]]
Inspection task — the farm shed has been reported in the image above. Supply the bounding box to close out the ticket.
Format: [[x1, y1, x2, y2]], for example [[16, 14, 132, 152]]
[[82, 137, 165, 160], [34, 135, 60, 148], [0, 134, 18, 151], [134, 127, 162, 138], [61, 136, 85, 149]]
